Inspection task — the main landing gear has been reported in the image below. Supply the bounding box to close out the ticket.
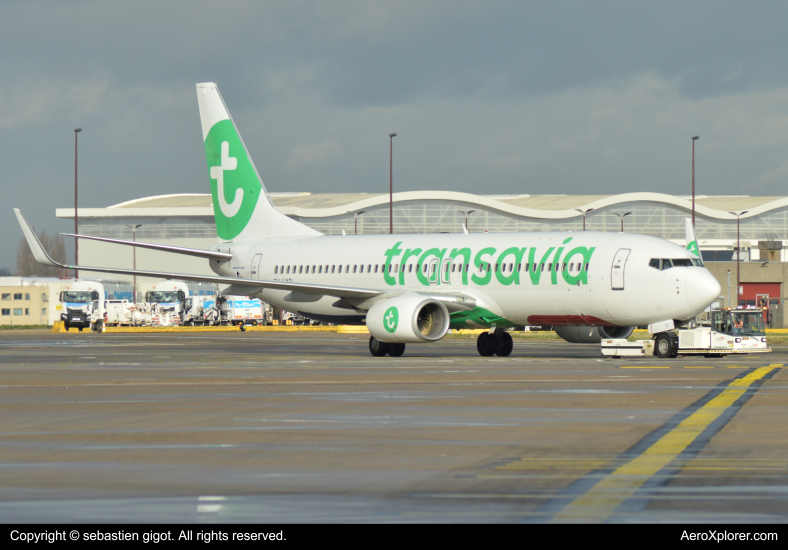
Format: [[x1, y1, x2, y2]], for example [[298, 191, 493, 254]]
[[477, 331, 513, 357], [369, 336, 406, 357]]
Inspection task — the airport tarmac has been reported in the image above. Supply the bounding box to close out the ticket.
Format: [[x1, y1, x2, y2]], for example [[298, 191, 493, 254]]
[[0, 330, 786, 524]]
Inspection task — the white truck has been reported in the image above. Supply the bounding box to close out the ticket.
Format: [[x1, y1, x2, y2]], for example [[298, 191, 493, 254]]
[[59, 279, 134, 331], [601, 308, 771, 358], [145, 281, 218, 326]]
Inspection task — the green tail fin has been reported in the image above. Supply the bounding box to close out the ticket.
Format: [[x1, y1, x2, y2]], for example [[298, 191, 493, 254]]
[[196, 83, 320, 242]]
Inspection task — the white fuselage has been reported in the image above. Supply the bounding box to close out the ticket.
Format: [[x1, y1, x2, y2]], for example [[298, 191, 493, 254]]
[[208, 231, 721, 329]]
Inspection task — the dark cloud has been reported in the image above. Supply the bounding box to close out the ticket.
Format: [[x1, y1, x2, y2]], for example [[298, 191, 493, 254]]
[[3, 1, 788, 269]]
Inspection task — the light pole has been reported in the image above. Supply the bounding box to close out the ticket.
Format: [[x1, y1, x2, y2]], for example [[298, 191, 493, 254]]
[[350, 211, 365, 235], [74, 128, 82, 278], [126, 224, 142, 302], [613, 212, 632, 232], [458, 210, 476, 232], [389, 132, 396, 234], [729, 210, 748, 306], [575, 208, 594, 231], [692, 135, 699, 227]]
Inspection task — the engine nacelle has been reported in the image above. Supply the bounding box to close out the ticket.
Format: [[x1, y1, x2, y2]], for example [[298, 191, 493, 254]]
[[367, 295, 450, 343], [554, 325, 634, 343]]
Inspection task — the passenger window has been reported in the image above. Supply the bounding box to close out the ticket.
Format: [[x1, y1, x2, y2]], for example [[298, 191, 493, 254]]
[[318, 266, 322, 274], [274, 266, 278, 274], [286, 266, 290, 274], [332, 266, 335, 273], [338, 266, 342, 273], [353, 265, 357, 273], [584, 263, 589, 271]]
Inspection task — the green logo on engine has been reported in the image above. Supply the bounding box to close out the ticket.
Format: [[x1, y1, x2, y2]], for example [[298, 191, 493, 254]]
[[384, 306, 398, 333]]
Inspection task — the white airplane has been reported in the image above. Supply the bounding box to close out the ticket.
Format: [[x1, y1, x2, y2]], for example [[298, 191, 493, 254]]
[[15, 82, 721, 357]]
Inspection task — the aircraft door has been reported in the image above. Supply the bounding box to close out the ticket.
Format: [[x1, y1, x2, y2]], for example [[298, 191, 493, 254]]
[[251, 254, 263, 280], [611, 248, 631, 291]]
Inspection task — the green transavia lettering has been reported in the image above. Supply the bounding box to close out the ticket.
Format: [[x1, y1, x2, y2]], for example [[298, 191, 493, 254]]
[[382, 240, 595, 287]]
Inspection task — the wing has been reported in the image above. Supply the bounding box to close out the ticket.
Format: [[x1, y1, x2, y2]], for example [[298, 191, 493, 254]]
[[15, 209, 380, 301], [62, 233, 233, 261]]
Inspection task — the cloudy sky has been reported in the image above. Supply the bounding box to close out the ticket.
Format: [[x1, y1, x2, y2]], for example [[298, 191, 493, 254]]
[[4, 0, 788, 270]]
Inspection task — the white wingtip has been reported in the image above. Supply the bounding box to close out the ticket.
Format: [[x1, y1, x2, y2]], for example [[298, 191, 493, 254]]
[[13, 209, 62, 268]]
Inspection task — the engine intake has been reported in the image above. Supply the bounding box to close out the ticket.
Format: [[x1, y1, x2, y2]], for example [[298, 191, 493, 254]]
[[367, 295, 450, 343], [554, 325, 634, 343]]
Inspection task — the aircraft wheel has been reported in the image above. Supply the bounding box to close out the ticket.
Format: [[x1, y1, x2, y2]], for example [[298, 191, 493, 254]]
[[495, 331, 513, 357], [477, 332, 496, 356], [369, 336, 390, 357], [78, 327, 83, 332], [655, 333, 673, 358], [388, 343, 406, 357]]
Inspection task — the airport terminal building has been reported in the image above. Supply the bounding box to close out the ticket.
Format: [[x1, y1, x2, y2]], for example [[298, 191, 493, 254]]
[[56, 191, 788, 317]]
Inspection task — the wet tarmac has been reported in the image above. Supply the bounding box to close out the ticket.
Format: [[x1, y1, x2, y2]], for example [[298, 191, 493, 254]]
[[0, 330, 786, 523]]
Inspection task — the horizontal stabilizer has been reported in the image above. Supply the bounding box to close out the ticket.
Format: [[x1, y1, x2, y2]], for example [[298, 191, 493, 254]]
[[63, 233, 233, 261]]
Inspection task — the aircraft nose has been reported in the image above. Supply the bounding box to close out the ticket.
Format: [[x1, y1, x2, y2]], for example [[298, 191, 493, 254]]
[[685, 268, 721, 312]]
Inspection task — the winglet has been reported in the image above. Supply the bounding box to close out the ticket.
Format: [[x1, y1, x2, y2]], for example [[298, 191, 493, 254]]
[[685, 218, 703, 265], [14, 209, 69, 269]]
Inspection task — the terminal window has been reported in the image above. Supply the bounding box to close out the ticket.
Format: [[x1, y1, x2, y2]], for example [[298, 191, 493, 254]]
[[1, 309, 9, 316], [13, 309, 22, 316], [1, 293, 9, 300], [13, 293, 22, 300]]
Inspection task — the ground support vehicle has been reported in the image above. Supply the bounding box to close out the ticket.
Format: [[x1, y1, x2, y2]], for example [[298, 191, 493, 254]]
[[60, 279, 133, 331], [222, 297, 264, 326], [601, 309, 771, 358]]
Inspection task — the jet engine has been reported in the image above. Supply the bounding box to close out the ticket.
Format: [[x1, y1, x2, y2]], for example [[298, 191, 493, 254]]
[[367, 295, 450, 344], [554, 325, 634, 343]]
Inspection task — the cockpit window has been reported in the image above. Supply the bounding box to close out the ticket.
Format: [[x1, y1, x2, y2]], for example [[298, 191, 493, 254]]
[[672, 259, 693, 267], [649, 258, 699, 270]]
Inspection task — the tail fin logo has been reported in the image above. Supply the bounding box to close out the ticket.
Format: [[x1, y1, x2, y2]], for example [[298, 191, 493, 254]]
[[205, 119, 261, 240], [210, 141, 242, 217]]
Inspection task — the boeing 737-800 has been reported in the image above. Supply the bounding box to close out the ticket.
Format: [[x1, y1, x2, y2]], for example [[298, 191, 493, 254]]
[[15, 82, 721, 357]]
